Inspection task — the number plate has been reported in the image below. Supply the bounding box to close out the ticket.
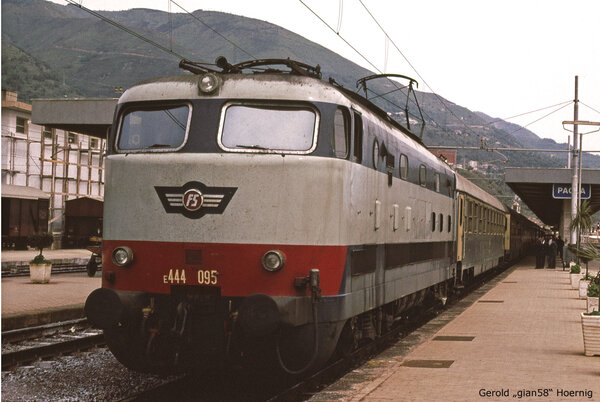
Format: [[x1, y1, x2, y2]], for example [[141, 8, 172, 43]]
[[163, 268, 219, 285]]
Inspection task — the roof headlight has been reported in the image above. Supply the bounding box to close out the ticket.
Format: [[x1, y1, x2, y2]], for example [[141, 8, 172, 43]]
[[262, 250, 286, 272], [112, 246, 134, 267], [198, 73, 220, 94]]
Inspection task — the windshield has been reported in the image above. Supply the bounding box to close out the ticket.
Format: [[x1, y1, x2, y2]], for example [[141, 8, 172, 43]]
[[117, 105, 190, 151], [219, 104, 318, 153]]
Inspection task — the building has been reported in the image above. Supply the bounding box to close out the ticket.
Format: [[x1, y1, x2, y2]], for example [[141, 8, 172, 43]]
[[1, 90, 106, 248]]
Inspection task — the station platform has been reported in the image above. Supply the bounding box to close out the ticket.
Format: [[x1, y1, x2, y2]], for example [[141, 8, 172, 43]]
[[313, 257, 600, 401], [1, 249, 100, 330]]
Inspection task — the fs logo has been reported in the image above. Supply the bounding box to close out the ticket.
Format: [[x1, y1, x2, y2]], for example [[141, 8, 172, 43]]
[[155, 181, 237, 219]]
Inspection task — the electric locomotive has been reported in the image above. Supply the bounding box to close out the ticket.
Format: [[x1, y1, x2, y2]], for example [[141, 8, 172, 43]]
[[85, 57, 535, 374]]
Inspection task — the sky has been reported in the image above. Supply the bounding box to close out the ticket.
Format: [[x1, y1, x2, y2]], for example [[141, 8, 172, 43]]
[[49, 0, 600, 152]]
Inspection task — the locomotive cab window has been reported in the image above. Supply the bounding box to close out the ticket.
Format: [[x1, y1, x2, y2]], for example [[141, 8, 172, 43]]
[[219, 103, 318, 153], [333, 108, 350, 158], [117, 104, 190, 152]]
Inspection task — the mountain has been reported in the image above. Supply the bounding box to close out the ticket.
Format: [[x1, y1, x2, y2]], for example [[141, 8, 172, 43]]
[[1, 39, 81, 101], [3, 0, 597, 173]]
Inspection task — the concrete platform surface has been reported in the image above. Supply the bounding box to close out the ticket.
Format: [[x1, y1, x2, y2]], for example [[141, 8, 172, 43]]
[[313, 258, 600, 401], [1, 272, 100, 330], [1, 248, 93, 263]]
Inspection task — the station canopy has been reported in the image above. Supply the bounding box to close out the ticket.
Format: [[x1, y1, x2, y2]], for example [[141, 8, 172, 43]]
[[31, 98, 118, 138], [505, 167, 600, 227]]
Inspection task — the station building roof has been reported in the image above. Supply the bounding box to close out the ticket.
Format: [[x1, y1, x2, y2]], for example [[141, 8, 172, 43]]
[[505, 167, 600, 227], [1, 184, 50, 200]]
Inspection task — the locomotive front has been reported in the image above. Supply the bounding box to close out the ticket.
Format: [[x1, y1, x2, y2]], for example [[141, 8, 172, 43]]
[[85, 68, 352, 373]]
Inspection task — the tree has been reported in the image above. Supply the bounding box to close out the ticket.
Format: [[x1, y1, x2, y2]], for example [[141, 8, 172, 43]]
[[570, 199, 593, 276]]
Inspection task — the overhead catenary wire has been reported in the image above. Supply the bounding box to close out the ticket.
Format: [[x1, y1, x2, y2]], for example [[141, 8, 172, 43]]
[[483, 100, 573, 126], [507, 101, 573, 136], [168, 0, 258, 60], [581, 101, 600, 116], [356, 0, 483, 140], [64, 0, 189, 60], [298, 0, 436, 136]]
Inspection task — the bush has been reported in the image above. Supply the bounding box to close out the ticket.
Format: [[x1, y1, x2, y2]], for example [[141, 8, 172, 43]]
[[588, 282, 600, 298], [30, 253, 51, 265], [27, 232, 53, 264], [570, 264, 581, 274]]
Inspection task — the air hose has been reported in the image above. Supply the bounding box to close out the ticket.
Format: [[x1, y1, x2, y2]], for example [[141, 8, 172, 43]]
[[276, 269, 321, 375]]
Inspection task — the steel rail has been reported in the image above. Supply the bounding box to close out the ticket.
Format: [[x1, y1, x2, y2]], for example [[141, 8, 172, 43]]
[[2, 333, 105, 370]]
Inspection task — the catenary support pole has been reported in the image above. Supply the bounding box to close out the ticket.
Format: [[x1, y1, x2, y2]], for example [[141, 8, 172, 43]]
[[570, 76, 579, 245]]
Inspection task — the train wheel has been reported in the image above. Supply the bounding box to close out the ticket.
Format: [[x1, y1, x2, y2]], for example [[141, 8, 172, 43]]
[[103, 326, 175, 374]]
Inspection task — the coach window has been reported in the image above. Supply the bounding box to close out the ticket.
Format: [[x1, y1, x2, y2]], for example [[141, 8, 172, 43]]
[[431, 212, 436, 232], [399, 154, 408, 179], [333, 108, 350, 158], [372, 139, 379, 169], [467, 201, 473, 233], [434, 173, 440, 192], [419, 164, 427, 187], [353, 113, 363, 163]]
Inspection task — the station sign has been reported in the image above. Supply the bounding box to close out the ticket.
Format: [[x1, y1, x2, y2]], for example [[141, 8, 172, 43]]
[[552, 183, 591, 199]]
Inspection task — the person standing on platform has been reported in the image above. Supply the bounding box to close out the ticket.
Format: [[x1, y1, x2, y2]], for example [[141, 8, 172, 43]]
[[535, 236, 546, 268], [547, 236, 557, 268], [556, 235, 564, 260]]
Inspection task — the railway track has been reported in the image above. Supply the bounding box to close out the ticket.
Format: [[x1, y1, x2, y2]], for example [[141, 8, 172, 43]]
[[1, 319, 105, 370]]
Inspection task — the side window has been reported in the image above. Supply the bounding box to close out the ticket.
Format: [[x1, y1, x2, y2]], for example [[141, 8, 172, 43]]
[[399, 154, 408, 179], [468, 201, 473, 233], [333, 108, 349, 158], [353, 112, 363, 163], [16, 117, 27, 134], [43, 126, 53, 140], [419, 164, 427, 187]]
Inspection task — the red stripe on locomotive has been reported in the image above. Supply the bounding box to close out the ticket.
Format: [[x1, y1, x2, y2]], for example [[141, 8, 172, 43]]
[[102, 240, 347, 296]]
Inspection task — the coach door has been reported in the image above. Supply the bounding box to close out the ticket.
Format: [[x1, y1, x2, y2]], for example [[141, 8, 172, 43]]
[[457, 194, 465, 262]]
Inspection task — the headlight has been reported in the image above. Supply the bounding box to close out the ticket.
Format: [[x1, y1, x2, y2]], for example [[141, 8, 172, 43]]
[[198, 73, 220, 94], [261, 250, 285, 272], [112, 246, 134, 267]]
